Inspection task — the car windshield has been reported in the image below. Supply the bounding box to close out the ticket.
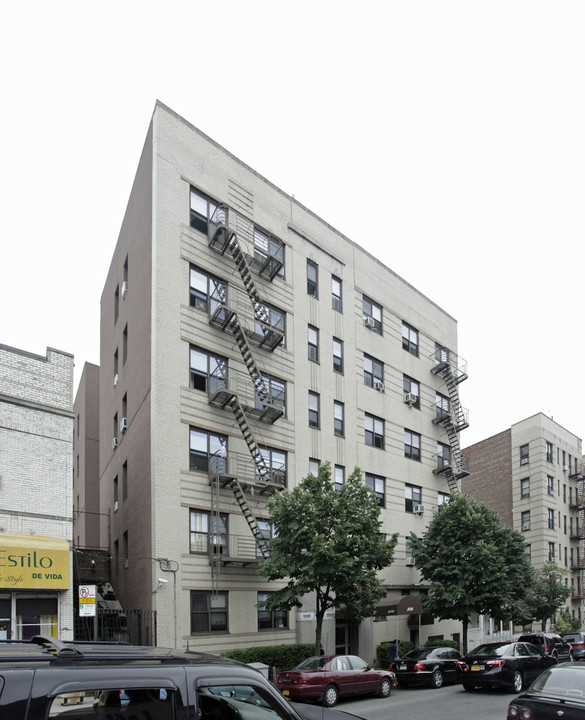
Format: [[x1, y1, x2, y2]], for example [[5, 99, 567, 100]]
[[469, 643, 513, 657], [404, 648, 434, 660], [295, 657, 329, 671], [532, 668, 585, 696], [563, 635, 581, 643]]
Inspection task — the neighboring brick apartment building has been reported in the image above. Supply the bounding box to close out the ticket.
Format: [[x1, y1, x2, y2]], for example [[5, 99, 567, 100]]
[[0, 344, 75, 639], [88, 101, 470, 658], [463, 413, 585, 625]]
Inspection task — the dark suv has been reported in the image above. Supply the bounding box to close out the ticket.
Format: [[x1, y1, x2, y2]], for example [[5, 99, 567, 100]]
[[0, 635, 312, 720], [561, 631, 585, 661], [517, 632, 574, 661]]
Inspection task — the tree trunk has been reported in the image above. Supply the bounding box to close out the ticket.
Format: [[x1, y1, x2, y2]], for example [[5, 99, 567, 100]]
[[462, 617, 469, 655], [315, 609, 324, 657]]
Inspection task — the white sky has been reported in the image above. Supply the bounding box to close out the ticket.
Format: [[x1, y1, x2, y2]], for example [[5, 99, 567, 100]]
[[1, 1, 583, 447]]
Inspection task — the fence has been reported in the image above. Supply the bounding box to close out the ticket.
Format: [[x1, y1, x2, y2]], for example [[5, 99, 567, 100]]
[[74, 608, 157, 646]]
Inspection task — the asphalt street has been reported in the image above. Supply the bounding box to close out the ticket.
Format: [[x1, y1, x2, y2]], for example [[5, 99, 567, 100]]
[[326, 682, 514, 720]]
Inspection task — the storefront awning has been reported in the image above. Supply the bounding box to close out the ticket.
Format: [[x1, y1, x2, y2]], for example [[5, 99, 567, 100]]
[[0, 533, 70, 590], [373, 594, 423, 618]]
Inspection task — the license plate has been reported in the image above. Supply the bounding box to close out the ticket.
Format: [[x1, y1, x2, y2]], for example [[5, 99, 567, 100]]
[[471, 665, 483, 671], [400, 664, 408, 670], [282, 690, 290, 696]]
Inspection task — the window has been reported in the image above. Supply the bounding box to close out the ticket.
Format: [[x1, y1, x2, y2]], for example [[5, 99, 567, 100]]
[[258, 592, 288, 630], [366, 473, 385, 507], [333, 338, 343, 373], [548, 508, 555, 530], [189, 428, 227, 473], [437, 442, 451, 470], [113, 476, 118, 505], [546, 441, 554, 463], [547, 476, 555, 496], [334, 401, 345, 437], [365, 414, 384, 449], [254, 226, 284, 278], [522, 510, 531, 531], [114, 285, 119, 323], [520, 444, 529, 465], [308, 392, 320, 428], [122, 461, 128, 500], [363, 296, 382, 334], [404, 429, 421, 461], [122, 324, 128, 364], [190, 590, 227, 633], [255, 373, 286, 414], [190, 266, 226, 315], [190, 346, 228, 393], [405, 484, 422, 513], [525, 544, 531, 560], [435, 392, 450, 419], [254, 302, 286, 344], [190, 186, 218, 234], [190, 510, 228, 554], [364, 354, 383, 387], [307, 259, 318, 297], [114, 348, 119, 380], [308, 325, 319, 362], [123, 531, 128, 570], [309, 458, 320, 476], [402, 322, 418, 356], [332, 275, 342, 311], [403, 375, 420, 408], [548, 542, 556, 562], [521, 477, 530, 498], [434, 343, 449, 364], [258, 446, 287, 485], [405, 537, 414, 560], [438, 492, 450, 508], [334, 465, 345, 492], [256, 520, 276, 556]]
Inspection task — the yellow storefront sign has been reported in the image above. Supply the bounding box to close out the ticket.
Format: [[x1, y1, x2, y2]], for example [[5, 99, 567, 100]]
[[0, 533, 70, 590]]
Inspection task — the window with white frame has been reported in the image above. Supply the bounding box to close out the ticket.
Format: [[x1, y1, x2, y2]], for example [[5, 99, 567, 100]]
[[363, 295, 382, 334], [334, 401, 344, 437], [190, 186, 218, 234], [254, 226, 284, 277], [190, 266, 226, 314], [365, 414, 384, 449], [255, 373, 286, 414], [256, 519, 276, 556], [189, 509, 228, 555], [308, 326, 319, 362], [309, 458, 320, 476], [437, 442, 451, 470], [189, 428, 227, 473], [333, 338, 343, 373], [332, 275, 342, 311], [334, 465, 345, 492], [258, 446, 287, 485], [364, 354, 384, 387], [522, 510, 531, 531], [521, 477, 530, 498], [190, 346, 227, 393], [308, 392, 320, 429], [438, 492, 450, 509], [403, 375, 420, 408], [435, 392, 450, 419], [307, 260, 318, 297]]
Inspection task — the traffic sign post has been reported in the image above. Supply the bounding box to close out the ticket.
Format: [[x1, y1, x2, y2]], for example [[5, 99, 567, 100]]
[[79, 585, 98, 640]]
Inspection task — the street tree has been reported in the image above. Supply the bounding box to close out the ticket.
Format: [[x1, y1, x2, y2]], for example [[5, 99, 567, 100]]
[[259, 463, 398, 655], [410, 493, 533, 653], [525, 562, 572, 630], [555, 607, 581, 634]]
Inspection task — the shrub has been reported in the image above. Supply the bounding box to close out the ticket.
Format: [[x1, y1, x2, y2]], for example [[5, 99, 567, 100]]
[[222, 644, 315, 672], [377, 640, 414, 666], [425, 638, 458, 649]]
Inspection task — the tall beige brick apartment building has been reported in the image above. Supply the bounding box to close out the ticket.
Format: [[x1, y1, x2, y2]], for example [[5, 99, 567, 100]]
[[96, 101, 470, 659]]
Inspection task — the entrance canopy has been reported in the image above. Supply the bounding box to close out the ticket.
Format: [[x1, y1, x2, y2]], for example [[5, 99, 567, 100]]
[[373, 594, 423, 618]]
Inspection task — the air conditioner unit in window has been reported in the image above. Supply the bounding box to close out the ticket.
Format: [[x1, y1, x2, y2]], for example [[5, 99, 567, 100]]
[[522, 522, 530, 531], [113, 373, 119, 387], [405, 557, 416, 566], [363, 316, 376, 328], [121, 281, 128, 298], [404, 392, 417, 406], [547, 488, 555, 496], [413, 504, 425, 515], [374, 380, 385, 392], [563, 465, 569, 471], [114, 501, 119, 512], [120, 417, 128, 433], [520, 458, 529, 465], [112, 437, 118, 450]]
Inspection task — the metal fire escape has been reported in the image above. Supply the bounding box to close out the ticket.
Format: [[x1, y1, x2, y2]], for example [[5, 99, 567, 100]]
[[431, 347, 470, 493], [205, 205, 285, 565], [569, 461, 585, 609]]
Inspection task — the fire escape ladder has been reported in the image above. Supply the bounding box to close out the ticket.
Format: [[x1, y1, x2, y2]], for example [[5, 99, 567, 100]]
[[226, 315, 271, 406], [227, 396, 270, 480], [228, 477, 270, 558]]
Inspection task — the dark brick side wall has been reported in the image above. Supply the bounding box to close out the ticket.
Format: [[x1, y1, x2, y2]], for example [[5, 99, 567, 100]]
[[462, 429, 513, 527]]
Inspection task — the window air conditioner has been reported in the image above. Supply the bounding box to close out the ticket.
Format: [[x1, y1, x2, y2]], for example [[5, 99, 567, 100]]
[[374, 380, 385, 392], [547, 488, 555, 496], [563, 465, 569, 471], [120, 417, 128, 433], [112, 437, 118, 450], [405, 557, 416, 566], [121, 281, 128, 298], [404, 392, 417, 406], [114, 501, 119, 512], [363, 316, 376, 328], [413, 504, 424, 515], [520, 458, 528, 465], [522, 523, 530, 531], [113, 373, 119, 387]]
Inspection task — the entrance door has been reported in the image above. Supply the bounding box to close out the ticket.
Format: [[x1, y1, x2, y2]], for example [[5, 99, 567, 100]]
[[335, 623, 350, 655]]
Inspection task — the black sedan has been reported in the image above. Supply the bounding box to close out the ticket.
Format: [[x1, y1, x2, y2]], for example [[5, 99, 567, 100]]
[[457, 641, 557, 693], [391, 647, 462, 688], [507, 663, 585, 719]]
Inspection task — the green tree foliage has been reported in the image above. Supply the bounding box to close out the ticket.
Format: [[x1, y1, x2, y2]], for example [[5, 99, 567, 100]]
[[525, 562, 572, 631], [410, 493, 533, 653], [555, 607, 581, 634], [259, 463, 398, 655]]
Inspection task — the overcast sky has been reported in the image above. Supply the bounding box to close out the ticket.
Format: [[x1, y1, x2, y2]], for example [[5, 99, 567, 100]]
[[1, 1, 583, 447]]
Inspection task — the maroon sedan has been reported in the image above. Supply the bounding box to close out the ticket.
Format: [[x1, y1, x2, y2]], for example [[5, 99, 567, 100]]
[[277, 654, 396, 707]]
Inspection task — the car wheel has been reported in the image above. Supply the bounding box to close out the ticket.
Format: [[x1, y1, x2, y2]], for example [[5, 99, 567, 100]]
[[512, 671, 523, 693], [430, 670, 444, 689], [377, 677, 392, 698], [323, 685, 339, 707]]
